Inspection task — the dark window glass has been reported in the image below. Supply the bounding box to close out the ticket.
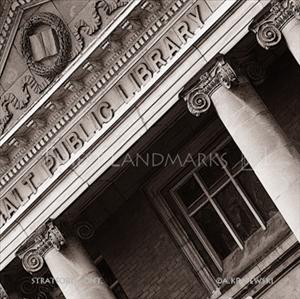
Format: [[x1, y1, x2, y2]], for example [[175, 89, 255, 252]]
[[197, 161, 226, 189], [177, 176, 203, 207], [96, 259, 116, 286], [215, 183, 260, 242], [238, 171, 277, 222], [112, 284, 129, 299], [194, 202, 238, 259], [218, 140, 243, 169]]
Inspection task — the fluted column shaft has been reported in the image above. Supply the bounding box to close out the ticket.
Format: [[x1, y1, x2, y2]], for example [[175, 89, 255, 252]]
[[183, 57, 300, 241], [16, 221, 116, 299]]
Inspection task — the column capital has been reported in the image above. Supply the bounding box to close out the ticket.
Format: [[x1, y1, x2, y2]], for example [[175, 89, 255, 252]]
[[250, 0, 300, 49], [16, 220, 65, 274], [182, 57, 237, 116], [0, 283, 8, 299]]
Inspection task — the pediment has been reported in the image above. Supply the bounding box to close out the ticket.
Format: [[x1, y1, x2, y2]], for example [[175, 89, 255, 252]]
[[0, 0, 130, 135]]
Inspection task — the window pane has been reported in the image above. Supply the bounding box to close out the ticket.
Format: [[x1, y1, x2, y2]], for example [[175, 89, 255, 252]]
[[238, 171, 277, 222], [177, 176, 203, 207], [197, 162, 226, 189], [194, 202, 238, 260], [215, 183, 260, 242], [96, 259, 116, 286], [218, 139, 243, 169]]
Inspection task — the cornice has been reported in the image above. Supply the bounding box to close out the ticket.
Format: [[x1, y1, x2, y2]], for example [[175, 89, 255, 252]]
[[0, 0, 189, 192]]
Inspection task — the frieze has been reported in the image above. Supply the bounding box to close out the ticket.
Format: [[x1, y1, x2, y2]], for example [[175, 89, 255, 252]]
[[0, 0, 180, 181], [0, 0, 134, 137], [0, 0, 225, 230]]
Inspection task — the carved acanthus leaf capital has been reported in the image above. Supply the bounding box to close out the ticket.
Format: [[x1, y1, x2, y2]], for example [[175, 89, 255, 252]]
[[16, 221, 65, 274], [0, 283, 8, 299], [250, 0, 300, 50], [183, 58, 237, 116]]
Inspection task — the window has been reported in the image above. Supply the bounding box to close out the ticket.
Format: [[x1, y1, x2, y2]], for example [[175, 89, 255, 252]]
[[171, 138, 277, 272], [95, 256, 128, 299]]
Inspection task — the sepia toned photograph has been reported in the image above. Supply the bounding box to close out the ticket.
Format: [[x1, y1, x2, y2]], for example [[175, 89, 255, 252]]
[[0, 0, 299, 298]]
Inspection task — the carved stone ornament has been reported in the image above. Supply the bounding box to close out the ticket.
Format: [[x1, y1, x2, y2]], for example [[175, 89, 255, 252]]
[[97, 0, 130, 15], [250, 0, 300, 50], [16, 221, 66, 273], [18, 277, 53, 299], [0, 283, 8, 299], [0, 92, 30, 135], [183, 58, 237, 116], [76, 221, 95, 240], [21, 13, 72, 79]]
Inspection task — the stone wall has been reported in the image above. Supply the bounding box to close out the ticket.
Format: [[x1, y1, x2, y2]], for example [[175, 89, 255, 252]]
[[89, 191, 208, 299]]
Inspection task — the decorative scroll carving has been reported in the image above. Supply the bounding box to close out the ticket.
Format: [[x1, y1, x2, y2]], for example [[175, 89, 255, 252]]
[[19, 277, 53, 299], [73, 0, 129, 53], [0, 283, 8, 299], [76, 221, 95, 240], [73, 8, 102, 54], [16, 221, 65, 273], [183, 57, 237, 116], [22, 13, 72, 79], [22, 75, 48, 101], [0, 92, 30, 134], [97, 0, 130, 15], [250, 0, 300, 49], [0, 148, 11, 167], [185, 87, 211, 117], [0, 0, 183, 183], [291, 0, 300, 18], [244, 59, 266, 86]]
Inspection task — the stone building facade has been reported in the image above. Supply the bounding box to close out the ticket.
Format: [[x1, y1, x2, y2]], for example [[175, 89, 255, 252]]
[[0, 0, 299, 298]]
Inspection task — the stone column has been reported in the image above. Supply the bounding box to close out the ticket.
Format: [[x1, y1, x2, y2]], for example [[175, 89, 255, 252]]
[[0, 283, 8, 299], [250, 0, 300, 65], [16, 221, 116, 299], [182, 56, 300, 241]]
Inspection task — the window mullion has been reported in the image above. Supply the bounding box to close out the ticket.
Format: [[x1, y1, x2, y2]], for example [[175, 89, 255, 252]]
[[216, 156, 267, 231], [193, 173, 244, 250], [171, 190, 224, 272]]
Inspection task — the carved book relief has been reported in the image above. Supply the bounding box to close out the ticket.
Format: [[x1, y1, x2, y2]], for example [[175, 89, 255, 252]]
[[29, 28, 59, 62]]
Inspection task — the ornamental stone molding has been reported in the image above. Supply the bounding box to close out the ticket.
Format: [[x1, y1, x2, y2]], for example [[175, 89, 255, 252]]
[[182, 57, 238, 117], [75, 221, 95, 240], [0, 283, 8, 299], [250, 0, 300, 49], [0, 0, 181, 182], [16, 221, 65, 273]]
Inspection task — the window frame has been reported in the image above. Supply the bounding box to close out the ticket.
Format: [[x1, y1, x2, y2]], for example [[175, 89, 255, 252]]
[[170, 137, 268, 271], [94, 255, 128, 299]]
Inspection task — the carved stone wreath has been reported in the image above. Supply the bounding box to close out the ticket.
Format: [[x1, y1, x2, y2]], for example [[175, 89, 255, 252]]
[[21, 13, 72, 79]]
